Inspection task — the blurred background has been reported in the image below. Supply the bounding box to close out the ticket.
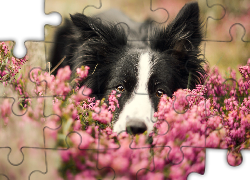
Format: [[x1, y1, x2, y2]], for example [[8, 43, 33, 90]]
[[28, 0, 250, 78]]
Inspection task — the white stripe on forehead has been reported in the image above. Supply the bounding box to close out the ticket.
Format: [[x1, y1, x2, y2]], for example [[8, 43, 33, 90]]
[[113, 52, 155, 134], [136, 52, 151, 94]]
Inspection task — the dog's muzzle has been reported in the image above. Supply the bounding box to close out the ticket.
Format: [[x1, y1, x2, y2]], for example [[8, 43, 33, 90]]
[[126, 120, 147, 135]]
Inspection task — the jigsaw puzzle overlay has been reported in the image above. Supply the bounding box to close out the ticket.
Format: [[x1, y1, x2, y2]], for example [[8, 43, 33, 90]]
[[0, 0, 250, 179]]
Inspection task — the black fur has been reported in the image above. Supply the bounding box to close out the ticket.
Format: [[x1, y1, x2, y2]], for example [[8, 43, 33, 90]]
[[49, 2, 206, 105]]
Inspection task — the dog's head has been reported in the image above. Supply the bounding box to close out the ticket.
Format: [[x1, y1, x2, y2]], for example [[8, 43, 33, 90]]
[[70, 2, 206, 135]]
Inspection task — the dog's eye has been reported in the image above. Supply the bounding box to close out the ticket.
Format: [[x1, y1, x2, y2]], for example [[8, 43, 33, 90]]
[[116, 84, 125, 92], [156, 89, 164, 97]]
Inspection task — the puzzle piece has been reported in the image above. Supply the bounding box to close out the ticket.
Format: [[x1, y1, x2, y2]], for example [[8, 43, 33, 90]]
[[170, 61, 250, 169], [204, 25, 250, 74], [95, 131, 165, 179], [0, 96, 58, 179], [154, 93, 207, 168], [0, 41, 69, 179], [204, 77, 250, 166], [0, 76, 64, 180], [45, 0, 169, 41], [202, 0, 250, 74], [204, 0, 250, 42], [171, 65, 250, 167]]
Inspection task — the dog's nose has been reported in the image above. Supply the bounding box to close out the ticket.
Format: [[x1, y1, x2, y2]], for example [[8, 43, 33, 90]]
[[126, 121, 147, 135]]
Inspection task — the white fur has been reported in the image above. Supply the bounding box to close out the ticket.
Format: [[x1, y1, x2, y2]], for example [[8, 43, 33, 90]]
[[137, 53, 151, 94], [113, 52, 156, 135]]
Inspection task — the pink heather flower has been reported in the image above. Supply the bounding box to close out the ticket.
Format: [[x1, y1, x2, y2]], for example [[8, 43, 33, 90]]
[[54, 82, 71, 96], [115, 177, 130, 180], [89, 97, 95, 102], [0, 70, 7, 77], [154, 156, 165, 171], [63, 104, 78, 120], [1, 42, 8, 55], [92, 104, 113, 124], [227, 152, 242, 166], [72, 86, 92, 102], [42, 72, 55, 90], [74, 171, 97, 180], [0, 43, 27, 84], [239, 59, 250, 80], [98, 153, 112, 167], [44, 121, 58, 140], [72, 108, 78, 120], [130, 159, 149, 175], [169, 166, 184, 180], [172, 89, 191, 113], [146, 172, 164, 180], [53, 101, 62, 117], [0, 99, 11, 125], [206, 131, 220, 148], [56, 65, 71, 82], [108, 90, 120, 112], [103, 126, 113, 135], [85, 160, 96, 169], [66, 170, 74, 180], [70, 131, 94, 149], [73, 120, 82, 131], [60, 150, 71, 162], [76, 66, 90, 80]]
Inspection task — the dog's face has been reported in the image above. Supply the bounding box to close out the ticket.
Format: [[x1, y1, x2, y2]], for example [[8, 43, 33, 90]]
[[106, 49, 184, 134], [67, 2, 206, 135]]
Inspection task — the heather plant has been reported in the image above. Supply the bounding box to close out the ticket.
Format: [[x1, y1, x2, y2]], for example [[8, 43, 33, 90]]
[[0, 42, 250, 179], [0, 43, 60, 180], [0, 42, 27, 85]]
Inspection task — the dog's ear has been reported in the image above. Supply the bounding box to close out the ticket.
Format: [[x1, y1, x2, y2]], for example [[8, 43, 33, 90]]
[[69, 13, 128, 96], [150, 2, 206, 90], [70, 13, 127, 47], [70, 13, 100, 39], [150, 2, 202, 53]]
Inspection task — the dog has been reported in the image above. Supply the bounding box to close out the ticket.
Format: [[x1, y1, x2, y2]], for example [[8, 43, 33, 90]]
[[49, 2, 206, 135]]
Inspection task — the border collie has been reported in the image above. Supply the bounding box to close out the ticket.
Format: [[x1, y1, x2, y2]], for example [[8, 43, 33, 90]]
[[50, 2, 206, 135]]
